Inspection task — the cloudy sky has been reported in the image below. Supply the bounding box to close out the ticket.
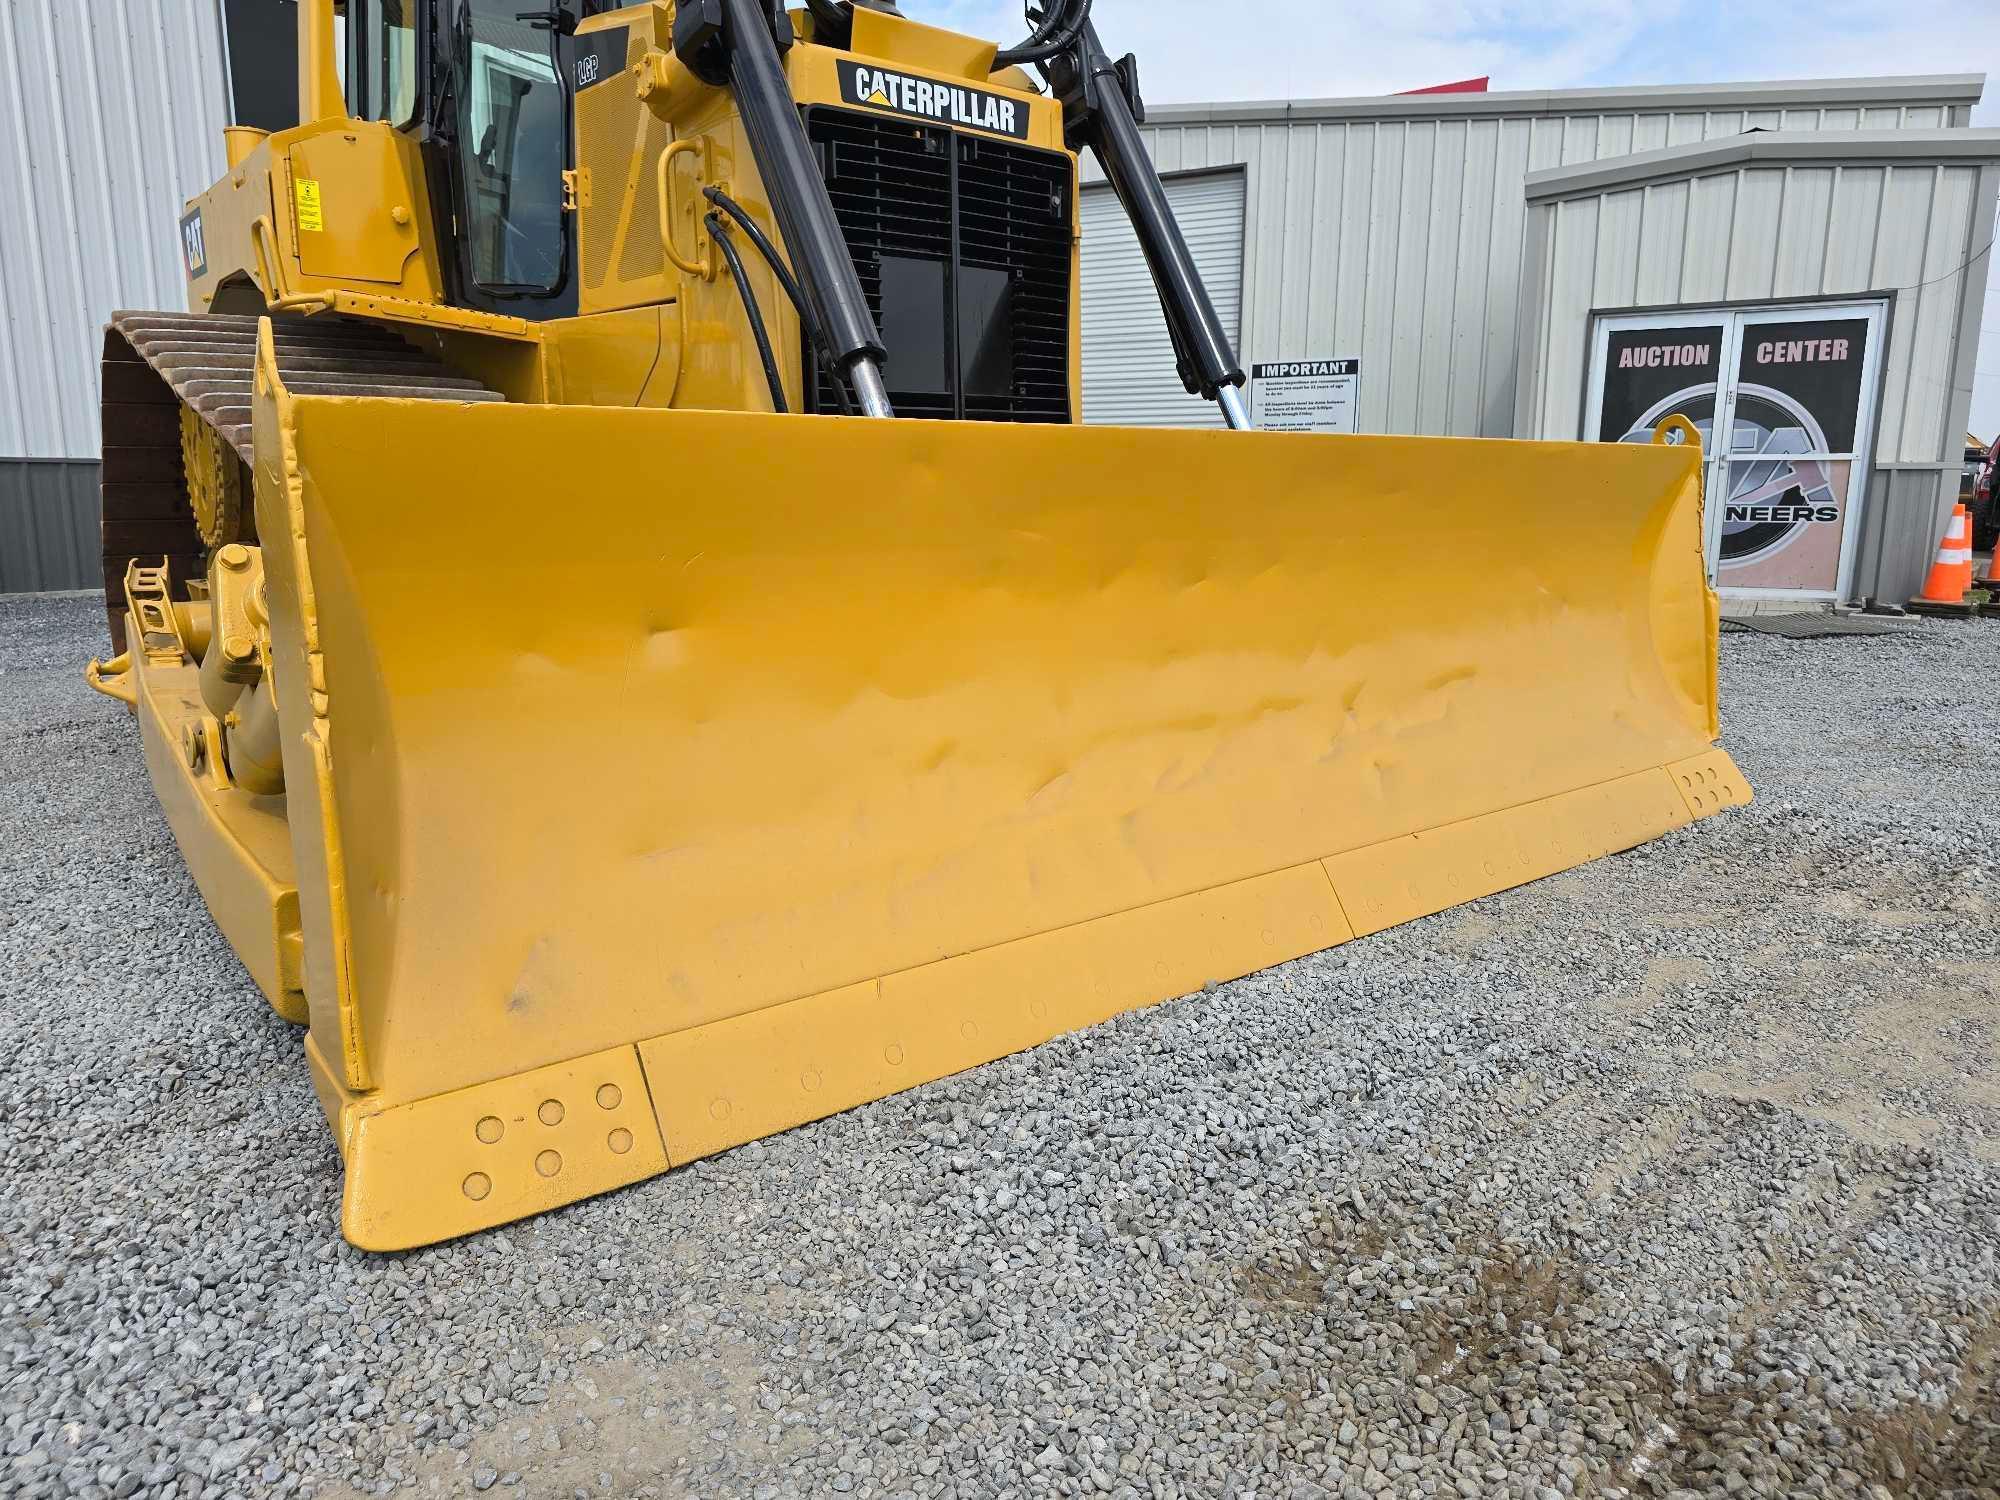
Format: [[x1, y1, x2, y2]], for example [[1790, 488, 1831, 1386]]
[[931, 0, 2000, 440]]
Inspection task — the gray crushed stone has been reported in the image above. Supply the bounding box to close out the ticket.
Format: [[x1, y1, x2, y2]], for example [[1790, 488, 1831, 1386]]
[[2, 592, 1996, 1500]]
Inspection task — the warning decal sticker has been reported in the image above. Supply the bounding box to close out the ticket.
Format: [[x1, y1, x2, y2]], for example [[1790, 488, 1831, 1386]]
[[294, 177, 324, 234]]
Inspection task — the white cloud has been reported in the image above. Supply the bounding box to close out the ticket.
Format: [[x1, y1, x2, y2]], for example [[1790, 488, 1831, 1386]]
[[934, 0, 1655, 99], [932, 0, 1994, 104]]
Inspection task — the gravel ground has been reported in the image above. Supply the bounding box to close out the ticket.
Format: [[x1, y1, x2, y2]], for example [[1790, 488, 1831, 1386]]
[[2, 592, 1996, 1500]]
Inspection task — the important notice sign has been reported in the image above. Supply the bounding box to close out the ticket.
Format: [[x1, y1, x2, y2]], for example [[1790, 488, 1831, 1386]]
[[1250, 360, 1361, 434]]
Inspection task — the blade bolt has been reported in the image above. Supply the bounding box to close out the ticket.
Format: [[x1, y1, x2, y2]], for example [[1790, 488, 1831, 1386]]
[[222, 633, 255, 664], [181, 724, 205, 770]]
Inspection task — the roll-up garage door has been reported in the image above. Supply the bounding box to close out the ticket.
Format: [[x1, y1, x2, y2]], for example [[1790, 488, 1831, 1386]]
[[1079, 169, 1246, 427]]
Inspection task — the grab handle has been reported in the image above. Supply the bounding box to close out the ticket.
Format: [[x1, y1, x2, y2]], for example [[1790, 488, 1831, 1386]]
[[250, 216, 283, 299], [658, 138, 715, 280]]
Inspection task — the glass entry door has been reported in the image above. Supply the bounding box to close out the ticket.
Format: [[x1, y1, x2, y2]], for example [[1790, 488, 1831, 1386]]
[[1586, 303, 1885, 601]]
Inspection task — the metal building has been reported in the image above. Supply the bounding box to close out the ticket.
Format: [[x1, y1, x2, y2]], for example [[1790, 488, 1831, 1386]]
[[1079, 74, 1998, 608], [0, 2, 230, 593]]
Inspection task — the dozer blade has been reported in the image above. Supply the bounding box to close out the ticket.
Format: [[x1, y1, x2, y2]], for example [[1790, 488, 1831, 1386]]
[[174, 343, 1747, 1249]]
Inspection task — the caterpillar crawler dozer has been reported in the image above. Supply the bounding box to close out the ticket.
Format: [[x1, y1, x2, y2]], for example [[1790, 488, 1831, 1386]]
[[88, 0, 1750, 1250]]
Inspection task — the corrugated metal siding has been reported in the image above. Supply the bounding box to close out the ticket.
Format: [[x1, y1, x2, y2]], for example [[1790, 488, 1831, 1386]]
[[1522, 160, 1995, 463], [1854, 466, 1960, 606], [1080, 171, 1245, 426], [0, 1, 228, 464], [1081, 90, 1971, 437], [0, 461, 100, 592]]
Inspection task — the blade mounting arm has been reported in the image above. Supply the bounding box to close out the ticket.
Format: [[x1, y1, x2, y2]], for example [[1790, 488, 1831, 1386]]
[[1043, 18, 1251, 429]]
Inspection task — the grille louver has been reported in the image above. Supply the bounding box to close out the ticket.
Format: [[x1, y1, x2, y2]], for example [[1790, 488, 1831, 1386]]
[[803, 106, 1073, 423]]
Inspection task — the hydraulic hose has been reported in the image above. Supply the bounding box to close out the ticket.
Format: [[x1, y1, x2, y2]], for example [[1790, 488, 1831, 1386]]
[[704, 185, 855, 415], [704, 188, 806, 319], [995, 0, 1091, 69], [707, 212, 788, 414], [995, 0, 1068, 65]]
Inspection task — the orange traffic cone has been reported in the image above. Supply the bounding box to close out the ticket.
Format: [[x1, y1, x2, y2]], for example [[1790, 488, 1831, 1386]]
[[1947, 504, 1976, 594], [1914, 504, 1973, 608]]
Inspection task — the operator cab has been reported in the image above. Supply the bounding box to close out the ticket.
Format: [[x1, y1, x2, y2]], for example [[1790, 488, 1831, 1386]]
[[341, 0, 622, 317]]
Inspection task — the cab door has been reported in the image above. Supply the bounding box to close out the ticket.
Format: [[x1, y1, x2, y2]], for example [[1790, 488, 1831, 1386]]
[[429, 0, 581, 318]]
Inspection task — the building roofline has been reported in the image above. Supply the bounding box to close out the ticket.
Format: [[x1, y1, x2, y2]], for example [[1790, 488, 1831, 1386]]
[[1523, 127, 2000, 199], [1140, 74, 1986, 128]]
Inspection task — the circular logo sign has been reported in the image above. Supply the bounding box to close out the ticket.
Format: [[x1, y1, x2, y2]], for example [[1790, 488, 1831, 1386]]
[[1714, 384, 1833, 564], [1620, 383, 1834, 564]]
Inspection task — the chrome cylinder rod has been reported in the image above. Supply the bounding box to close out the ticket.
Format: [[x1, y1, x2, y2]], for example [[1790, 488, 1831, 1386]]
[[848, 358, 895, 420]]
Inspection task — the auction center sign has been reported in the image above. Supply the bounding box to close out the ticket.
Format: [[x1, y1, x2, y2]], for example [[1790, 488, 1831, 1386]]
[[1596, 327, 1721, 444], [1600, 315, 1873, 593]]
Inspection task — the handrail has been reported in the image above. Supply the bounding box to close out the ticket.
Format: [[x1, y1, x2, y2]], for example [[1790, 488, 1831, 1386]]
[[657, 139, 715, 280], [250, 216, 283, 301]]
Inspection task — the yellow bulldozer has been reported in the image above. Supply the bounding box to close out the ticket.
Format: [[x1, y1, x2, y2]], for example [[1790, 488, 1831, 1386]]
[[86, 0, 1749, 1250]]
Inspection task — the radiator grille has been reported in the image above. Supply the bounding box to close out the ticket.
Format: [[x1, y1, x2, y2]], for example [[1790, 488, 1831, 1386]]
[[803, 107, 1073, 422], [954, 133, 1072, 423]]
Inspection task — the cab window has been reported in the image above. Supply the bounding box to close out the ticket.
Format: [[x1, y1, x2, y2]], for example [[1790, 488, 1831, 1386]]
[[453, 0, 566, 293], [345, 0, 419, 125]]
